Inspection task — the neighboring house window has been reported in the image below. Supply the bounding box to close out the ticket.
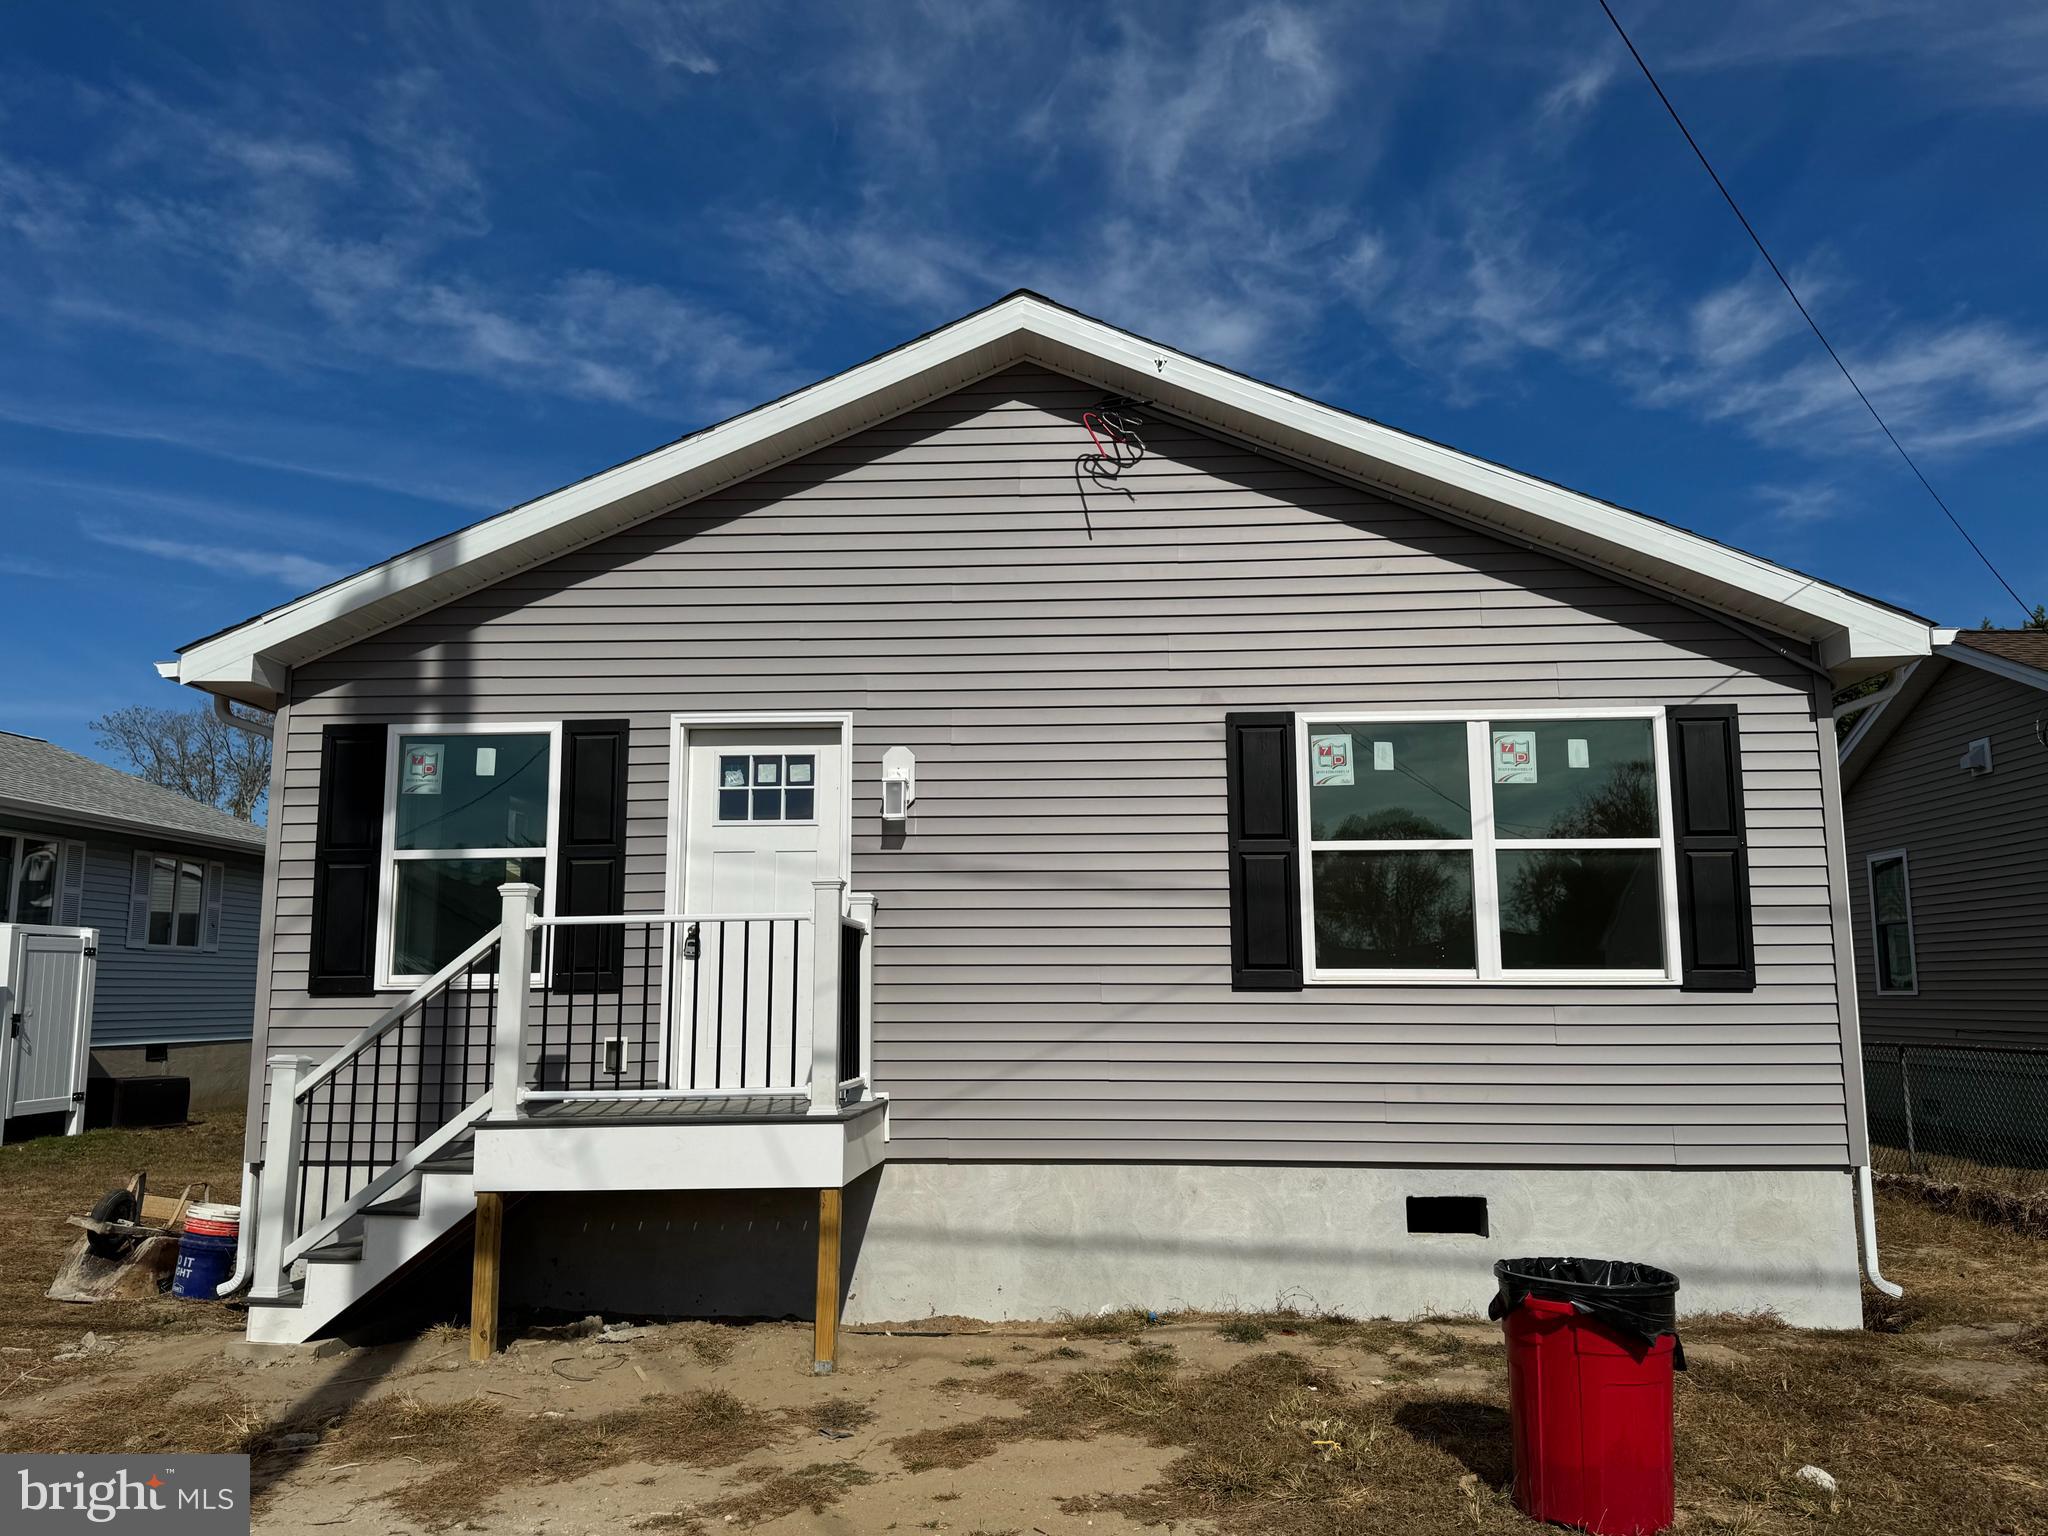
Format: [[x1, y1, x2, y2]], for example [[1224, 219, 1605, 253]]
[[0, 832, 60, 923], [381, 726, 558, 986], [1867, 851, 1917, 994], [1300, 713, 1678, 983], [126, 850, 226, 950]]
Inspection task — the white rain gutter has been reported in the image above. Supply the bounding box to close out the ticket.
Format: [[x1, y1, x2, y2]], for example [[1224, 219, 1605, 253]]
[[215, 1162, 257, 1297], [213, 694, 274, 741], [1857, 1165, 1903, 1298]]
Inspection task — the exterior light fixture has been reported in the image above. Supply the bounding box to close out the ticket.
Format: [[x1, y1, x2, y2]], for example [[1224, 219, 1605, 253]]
[[882, 746, 915, 822]]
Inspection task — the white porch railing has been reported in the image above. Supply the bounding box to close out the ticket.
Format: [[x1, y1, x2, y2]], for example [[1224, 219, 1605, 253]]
[[252, 880, 879, 1304]]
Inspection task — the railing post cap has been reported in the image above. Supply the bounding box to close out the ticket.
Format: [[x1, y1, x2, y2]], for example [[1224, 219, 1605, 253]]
[[266, 1052, 315, 1070], [499, 882, 541, 897], [810, 877, 847, 890]]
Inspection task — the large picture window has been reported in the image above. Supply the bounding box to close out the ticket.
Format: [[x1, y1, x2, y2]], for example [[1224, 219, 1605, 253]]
[[1866, 850, 1916, 995], [379, 725, 559, 986], [1299, 712, 1679, 983]]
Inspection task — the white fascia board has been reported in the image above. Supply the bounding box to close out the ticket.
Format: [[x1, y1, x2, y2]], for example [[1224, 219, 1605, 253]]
[[169, 293, 1934, 694]]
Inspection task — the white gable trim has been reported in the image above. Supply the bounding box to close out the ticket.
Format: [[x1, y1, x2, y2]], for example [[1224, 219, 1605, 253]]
[[166, 293, 1933, 705]]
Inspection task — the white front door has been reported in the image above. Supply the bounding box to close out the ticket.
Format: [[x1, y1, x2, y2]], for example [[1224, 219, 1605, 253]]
[[677, 726, 844, 1091]]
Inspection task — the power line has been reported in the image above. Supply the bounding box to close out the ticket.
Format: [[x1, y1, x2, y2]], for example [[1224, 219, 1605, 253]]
[[1596, 0, 2036, 623]]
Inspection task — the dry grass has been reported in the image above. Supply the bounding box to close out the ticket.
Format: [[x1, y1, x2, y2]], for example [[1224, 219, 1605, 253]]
[[887, 1197, 2048, 1535], [1054, 1305, 1165, 1337], [1877, 1167, 2048, 1235], [0, 1370, 263, 1455], [669, 1320, 737, 1366], [700, 1460, 875, 1525], [311, 1386, 869, 1529], [0, 1113, 248, 1360]]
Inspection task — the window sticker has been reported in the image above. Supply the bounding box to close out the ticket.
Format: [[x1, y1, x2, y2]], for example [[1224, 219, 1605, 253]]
[[1372, 740, 1394, 772], [475, 746, 498, 777], [787, 756, 815, 786], [721, 758, 748, 789], [1492, 730, 1538, 784], [1311, 733, 1354, 787], [1567, 738, 1589, 769], [754, 757, 781, 786], [403, 743, 445, 795]]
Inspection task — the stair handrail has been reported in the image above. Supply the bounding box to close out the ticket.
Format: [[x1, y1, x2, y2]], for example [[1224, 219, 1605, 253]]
[[294, 924, 507, 1102]]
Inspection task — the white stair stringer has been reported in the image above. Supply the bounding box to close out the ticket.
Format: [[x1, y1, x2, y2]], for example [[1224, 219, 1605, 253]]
[[247, 1160, 478, 1345]]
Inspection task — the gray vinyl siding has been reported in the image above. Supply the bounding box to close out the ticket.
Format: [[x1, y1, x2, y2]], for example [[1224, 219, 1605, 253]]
[[1844, 661, 2048, 1049], [259, 364, 1852, 1169], [1, 811, 262, 1046]]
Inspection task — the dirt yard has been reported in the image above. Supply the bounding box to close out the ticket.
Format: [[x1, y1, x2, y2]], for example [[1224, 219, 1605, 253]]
[[3, 1116, 2046, 1535]]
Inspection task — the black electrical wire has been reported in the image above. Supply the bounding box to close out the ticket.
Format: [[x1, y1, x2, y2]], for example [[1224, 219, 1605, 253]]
[[1597, 0, 2036, 623]]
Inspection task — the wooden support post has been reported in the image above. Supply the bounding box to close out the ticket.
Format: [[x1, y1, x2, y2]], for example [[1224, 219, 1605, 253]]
[[471, 1191, 505, 1362], [813, 1186, 841, 1375]]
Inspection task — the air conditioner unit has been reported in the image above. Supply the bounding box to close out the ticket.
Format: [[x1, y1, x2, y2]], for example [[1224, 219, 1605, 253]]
[[1959, 737, 1993, 775]]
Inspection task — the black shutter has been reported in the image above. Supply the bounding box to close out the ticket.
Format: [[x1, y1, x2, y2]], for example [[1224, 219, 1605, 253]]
[[309, 724, 388, 997], [1667, 705, 1756, 992], [551, 719, 630, 993], [1225, 712, 1302, 991]]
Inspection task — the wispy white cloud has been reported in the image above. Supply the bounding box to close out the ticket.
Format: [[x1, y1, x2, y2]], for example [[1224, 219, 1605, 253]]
[[1754, 482, 1842, 526], [81, 521, 352, 587]]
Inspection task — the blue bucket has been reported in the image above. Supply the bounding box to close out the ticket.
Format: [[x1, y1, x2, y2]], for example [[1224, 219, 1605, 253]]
[[172, 1229, 237, 1300]]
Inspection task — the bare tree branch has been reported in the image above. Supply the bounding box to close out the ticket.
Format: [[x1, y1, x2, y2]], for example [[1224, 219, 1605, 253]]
[[91, 705, 274, 823]]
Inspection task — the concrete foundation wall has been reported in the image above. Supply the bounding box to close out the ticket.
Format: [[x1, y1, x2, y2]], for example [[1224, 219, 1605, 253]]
[[503, 1161, 1864, 1330], [89, 1041, 250, 1112]]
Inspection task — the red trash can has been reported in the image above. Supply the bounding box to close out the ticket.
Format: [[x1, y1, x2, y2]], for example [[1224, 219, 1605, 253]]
[[1490, 1258, 1684, 1536]]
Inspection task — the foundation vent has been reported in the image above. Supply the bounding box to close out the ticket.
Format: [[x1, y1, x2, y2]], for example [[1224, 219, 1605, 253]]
[[1406, 1195, 1488, 1237]]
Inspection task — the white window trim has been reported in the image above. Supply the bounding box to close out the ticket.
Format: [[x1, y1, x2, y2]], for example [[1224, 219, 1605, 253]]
[[133, 850, 211, 951], [375, 721, 563, 991], [1865, 848, 1919, 997], [1293, 707, 1684, 987]]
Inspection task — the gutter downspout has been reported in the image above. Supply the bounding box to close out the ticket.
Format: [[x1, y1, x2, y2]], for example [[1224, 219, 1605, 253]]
[[209, 693, 269, 1295], [215, 1162, 257, 1298], [1857, 1165, 1903, 1298]]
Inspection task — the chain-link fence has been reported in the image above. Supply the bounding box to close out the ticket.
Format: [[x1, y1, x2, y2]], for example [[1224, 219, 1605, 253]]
[[1864, 1042, 2048, 1196]]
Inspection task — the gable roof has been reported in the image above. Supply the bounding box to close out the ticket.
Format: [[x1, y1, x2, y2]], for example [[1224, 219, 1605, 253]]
[[0, 731, 267, 853], [163, 290, 1935, 707], [1838, 627, 2048, 786]]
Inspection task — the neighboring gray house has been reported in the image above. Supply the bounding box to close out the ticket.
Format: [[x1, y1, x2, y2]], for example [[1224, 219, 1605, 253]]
[[160, 294, 1934, 1351], [1839, 629, 2048, 1165], [0, 730, 265, 1114]]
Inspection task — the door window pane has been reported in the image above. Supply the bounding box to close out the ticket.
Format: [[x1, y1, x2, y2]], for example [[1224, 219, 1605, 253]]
[[1312, 851, 1476, 970], [1307, 721, 1471, 840], [1497, 850, 1663, 970], [394, 856, 546, 977], [148, 857, 177, 946], [396, 734, 551, 850], [175, 860, 205, 947], [1489, 718, 1658, 839], [752, 788, 782, 820], [753, 756, 782, 786], [718, 789, 749, 821], [15, 839, 57, 924], [785, 788, 815, 820]]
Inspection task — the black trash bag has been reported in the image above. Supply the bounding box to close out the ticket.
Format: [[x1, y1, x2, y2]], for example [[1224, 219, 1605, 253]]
[[1488, 1257, 1686, 1370]]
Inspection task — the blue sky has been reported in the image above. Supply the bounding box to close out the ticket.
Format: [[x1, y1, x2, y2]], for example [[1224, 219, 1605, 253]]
[[5, 1, 2047, 761]]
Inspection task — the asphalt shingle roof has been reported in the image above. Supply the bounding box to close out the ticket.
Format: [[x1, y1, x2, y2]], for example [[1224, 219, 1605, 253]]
[[0, 731, 266, 853], [1954, 629, 2048, 675]]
